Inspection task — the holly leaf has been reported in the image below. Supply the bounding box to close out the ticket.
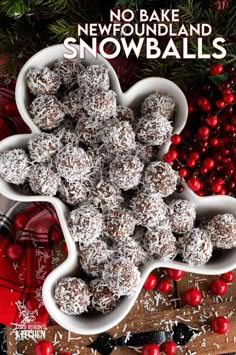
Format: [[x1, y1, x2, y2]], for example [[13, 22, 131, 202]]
[[208, 73, 229, 86]]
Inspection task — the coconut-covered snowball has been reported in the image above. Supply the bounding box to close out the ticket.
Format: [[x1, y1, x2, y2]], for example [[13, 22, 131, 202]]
[[104, 207, 136, 241], [28, 133, 60, 163], [109, 154, 144, 191], [101, 121, 136, 154], [29, 95, 65, 130], [131, 192, 168, 228], [55, 127, 79, 147], [78, 64, 110, 91], [26, 67, 61, 96], [135, 142, 154, 163], [79, 240, 112, 277], [62, 88, 85, 118], [143, 225, 177, 260], [168, 199, 196, 234], [179, 228, 213, 265], [91, 179, 124, 211], [143, 161, 178, 196], [56, 144, 92, 182], [68, 205, 103, 244], [136, 113, 173, 146], [54, 59, 84, 90], [206, 213, 236, 249], [54, 277, 91, 315], [75, 114, 102, 145], [115, 105, 135, 123], [0, 149, 30, 185], [141, 92, 175, 119], [90, 279, 120, 314], [103, 258, 141, 297], [29, 163, 60, 196], [58, 178, 91, 206], [83, 87, 116, 122], [114, 237, 147, 266]]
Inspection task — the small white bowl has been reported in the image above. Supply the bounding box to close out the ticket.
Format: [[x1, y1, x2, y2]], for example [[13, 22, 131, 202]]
[[2, 44, 234, 335]]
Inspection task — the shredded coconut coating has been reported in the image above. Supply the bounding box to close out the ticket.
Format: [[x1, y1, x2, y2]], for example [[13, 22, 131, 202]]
[[62, 88, 85, 118], [83, 87, 117, 122], [115, 105, 135, 123], [114, 236, 147, 266], [179, 228, 213, 265], [79, 240, 112, 277], [75, 113, 103, 145], [109, 154, 144, 191], [58, 177, 91, 206], [168, 199, 196, 234], [55, 144, 92, 182], [87, 145, 115, 171], [131, 192, 168, 228], [54, 59, 84, 90], [29, 163, 60, 196], [143, 161, 178, 197], [90, 279, 120, 314], [28, 133, 60, 163], [0, 149, 30, 185], [29, 95, 65, 130], [101, 121, 136, 154], [78, 64, 110, 91], [68, 204, 103, 244], [91, 179, 124, 211], [136, 112, 173, 146], [102, 257, 141, 297], [26, 67, 61, 96], [104, 207, 136, 241], [143, 225, 177, 260], [141, 92, 176, 119], [55, 127, 79, 147], [206, 213, 236, 249], [54, 277, 91, 315], [135, 142, 154, 163]]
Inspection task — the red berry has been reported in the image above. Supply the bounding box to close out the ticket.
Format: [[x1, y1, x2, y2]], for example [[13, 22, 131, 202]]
[[224, 94, 234, 104], [221, 271, 234, 283], [211, 183, 222, 194], [166, 268, 184, 281], [26, 298, 40, 311], [210, 279, 227, 295], [209, 137, 219, 147], [161, 341, 177, 355], [142, 344, 160, 355], [188, 105, 194, 113], [231, 115, 236, 125], [13, 212, 29, 230], [203, 158, 214, 170], [202, 103, 212, 112], [189, 152, 200, 161], [222, 89, 232, 95], [3, 101, 19, 117], [143, 273, 157, 290], [163, 151, 178, 163], [216, 99, 225, 108], [178, 168, 188, 178], [186, 158, 196, 168], [196, 190, 205, 196], [211, 316, 230, 334], [6, 244, 24, 262], [34, 340, 53, 355], [210, 63, 223, 75], [171, 134, 181, 145], [206, 115, 218, 127], [183, 288, 202, 306], [219, 187, 226, 195], [198, 126, 209, 137], [50, 227, 63, 243], [215, 177, 224, 185], [198, 97, 208, 107], [200, 166, 208, 175], [157, 279, 171, 293], [187, 177, 201, 191], [59, 353, 71, 355]]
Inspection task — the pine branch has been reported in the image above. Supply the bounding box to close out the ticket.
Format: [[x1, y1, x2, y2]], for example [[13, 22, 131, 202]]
[[49, 19, 77, 42], [0, 0, 28, 17]]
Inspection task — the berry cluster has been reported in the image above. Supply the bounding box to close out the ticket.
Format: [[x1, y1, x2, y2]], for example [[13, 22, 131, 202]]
[[164, 63, 236, 197]]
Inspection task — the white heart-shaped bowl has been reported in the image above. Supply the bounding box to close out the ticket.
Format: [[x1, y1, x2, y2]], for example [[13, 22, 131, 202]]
[[1, 44, 235, 335]]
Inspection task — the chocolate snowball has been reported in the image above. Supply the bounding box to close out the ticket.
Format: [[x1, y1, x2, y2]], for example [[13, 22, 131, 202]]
[[54, 59, 84, 90], [168, 199, 196, 234], [28, 133, 60, 163], [90, 279, 120, 314], [141, 92, 175, 119], [26, 67, 61, 96], [29, 163, 60, 196], [91, 179, 124, 211], [104, 207, 136, 241], [115, 105, 135, 123], [58, 177, 91, 206], [114, 237, 147, 266], [54, 277, 91, 315], [206, 213, 236, 249], [0, 149, 30, 185], [78, 64, 110, 91], [62, 88, 84, 118], [101, 121, 136, 154], [83, 87, 116, 122]]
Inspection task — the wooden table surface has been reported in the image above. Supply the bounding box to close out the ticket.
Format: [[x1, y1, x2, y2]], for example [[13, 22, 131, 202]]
[[6, 243, 236, 355]]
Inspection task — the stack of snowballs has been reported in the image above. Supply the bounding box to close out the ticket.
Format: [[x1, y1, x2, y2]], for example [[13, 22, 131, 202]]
[[1, 60, 236, 317]]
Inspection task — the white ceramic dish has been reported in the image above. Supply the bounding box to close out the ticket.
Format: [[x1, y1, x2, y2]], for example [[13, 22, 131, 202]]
[[1, 44, 235, 335]]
